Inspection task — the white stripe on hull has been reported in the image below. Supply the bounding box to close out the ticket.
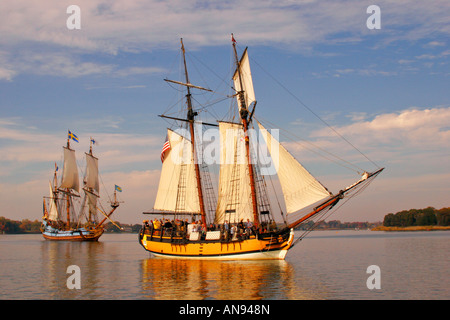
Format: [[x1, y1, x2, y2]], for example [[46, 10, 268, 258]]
[[149, 248, 289, 260]]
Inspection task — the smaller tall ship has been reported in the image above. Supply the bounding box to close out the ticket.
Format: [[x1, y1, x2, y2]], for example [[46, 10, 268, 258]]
[[41, 131, 121, 241]]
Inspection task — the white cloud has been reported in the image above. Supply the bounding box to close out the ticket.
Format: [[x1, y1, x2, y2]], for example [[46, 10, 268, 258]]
[[425, 41, 446, 47], [2, 51, 166, 80], [115, 67, 166, 77], [313, 107, 450, 148], [0, 67, 16, 81], [0, 117, 162, 175], [0, 0, 449, 84], [333, 68, 397, 77], [1, 0, 449, 80]]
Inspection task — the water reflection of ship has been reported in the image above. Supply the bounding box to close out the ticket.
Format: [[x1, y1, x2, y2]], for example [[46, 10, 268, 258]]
[[140, 258, 325, 299], [40, 240, 104, 299]]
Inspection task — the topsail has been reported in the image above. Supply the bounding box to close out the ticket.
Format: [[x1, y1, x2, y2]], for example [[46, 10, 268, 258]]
[[85, 152, 99, 193], [60, 146, 79, 192], [232, 48, 256, 111]]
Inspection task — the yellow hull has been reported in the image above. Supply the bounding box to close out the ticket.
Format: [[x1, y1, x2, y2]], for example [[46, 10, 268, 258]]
[[139, 228, 294, 260]]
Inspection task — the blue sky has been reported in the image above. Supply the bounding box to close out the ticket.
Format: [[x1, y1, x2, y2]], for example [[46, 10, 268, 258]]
[[0, 0, 449, 223]]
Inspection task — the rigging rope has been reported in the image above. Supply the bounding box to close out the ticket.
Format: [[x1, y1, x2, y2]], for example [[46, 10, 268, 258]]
[[256, 116, 364, 174], [291, 172, 379, 247], [249, 57, 380, 170]]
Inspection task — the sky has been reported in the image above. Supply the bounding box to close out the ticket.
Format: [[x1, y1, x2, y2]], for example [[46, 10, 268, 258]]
[[0, 0, 449, 224]]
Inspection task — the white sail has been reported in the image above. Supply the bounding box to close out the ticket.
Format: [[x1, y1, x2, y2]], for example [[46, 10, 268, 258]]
[[87, 191, 98, 218], [233, 48, 256, 110], [60, 147, 79, 192], [85, 152, 99, 193], [258, 121, 331, 214], [214, 122, 254, 224], [48, 181, 59, 221], [154, 129, 200, 213]]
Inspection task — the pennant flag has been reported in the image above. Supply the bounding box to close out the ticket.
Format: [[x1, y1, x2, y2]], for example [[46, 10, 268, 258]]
[[55, 162, 58, 172], [68, 130, 79, 143], [90, 137, 100, 146], [115, 185, 122, 192], [231, 33, 236, 43], [160, 135, 171, 163]]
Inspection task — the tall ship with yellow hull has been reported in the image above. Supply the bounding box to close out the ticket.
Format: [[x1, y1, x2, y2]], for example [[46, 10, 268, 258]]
[[139, 35, 383, 260], [41, 133, 121, 241]]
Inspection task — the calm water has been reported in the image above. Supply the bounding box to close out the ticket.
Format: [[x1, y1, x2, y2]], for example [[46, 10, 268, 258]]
[[0, 231, 448, 300]]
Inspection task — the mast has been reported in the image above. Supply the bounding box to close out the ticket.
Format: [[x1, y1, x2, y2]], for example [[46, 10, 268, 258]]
[[60, 131, 80, 228], [85, 138, 99, 224], [231, 34, 259, 226], [180, 38, 207, 227], [66, 138, 71, 228]]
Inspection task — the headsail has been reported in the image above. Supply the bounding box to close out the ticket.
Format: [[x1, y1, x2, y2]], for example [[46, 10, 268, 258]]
[[60, 146, 79, 192], [153, 129, 200, 214], [257, 121, 332, 215], [47, 181, 59, 221], [214, 121, 253, 224]]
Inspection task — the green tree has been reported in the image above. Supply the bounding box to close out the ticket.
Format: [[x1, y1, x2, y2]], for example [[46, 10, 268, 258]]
[[383, 213, 395, 226], [436, 208, 450, 226]]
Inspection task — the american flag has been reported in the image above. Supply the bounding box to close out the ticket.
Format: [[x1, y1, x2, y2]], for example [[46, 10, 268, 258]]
[[160, 135, 171, 163]]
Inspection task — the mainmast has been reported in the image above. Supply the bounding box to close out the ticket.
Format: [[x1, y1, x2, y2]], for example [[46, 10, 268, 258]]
[[180, 38, 207, 227], [231, 34, 259, 226]]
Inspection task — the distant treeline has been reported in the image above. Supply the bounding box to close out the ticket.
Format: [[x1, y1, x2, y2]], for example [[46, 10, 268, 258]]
[[0, 217, 42, 234], [104, 222, 142, 233], [383, 207, 449, 227], [297, 220, 381, 230]]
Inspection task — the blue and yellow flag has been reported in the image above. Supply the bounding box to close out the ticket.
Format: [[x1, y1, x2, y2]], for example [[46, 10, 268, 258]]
[[115, 185, 122, 192], [68, 130, 79, 143]]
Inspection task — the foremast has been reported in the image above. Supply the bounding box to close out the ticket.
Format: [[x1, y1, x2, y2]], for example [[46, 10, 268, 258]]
[[62, 137, 78, 229], [181, 38, 207, 227], [231, 34, 260, 227]]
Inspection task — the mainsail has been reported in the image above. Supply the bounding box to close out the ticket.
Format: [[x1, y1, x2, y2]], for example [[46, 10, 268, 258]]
[[214, 121, 253, 224], [154, 129, 200, 214], [60, 146, 79, 192], [257, 121, 332, 215]]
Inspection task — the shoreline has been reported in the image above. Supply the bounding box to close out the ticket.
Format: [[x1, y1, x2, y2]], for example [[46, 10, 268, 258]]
[[371, 226, 450, 232]]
